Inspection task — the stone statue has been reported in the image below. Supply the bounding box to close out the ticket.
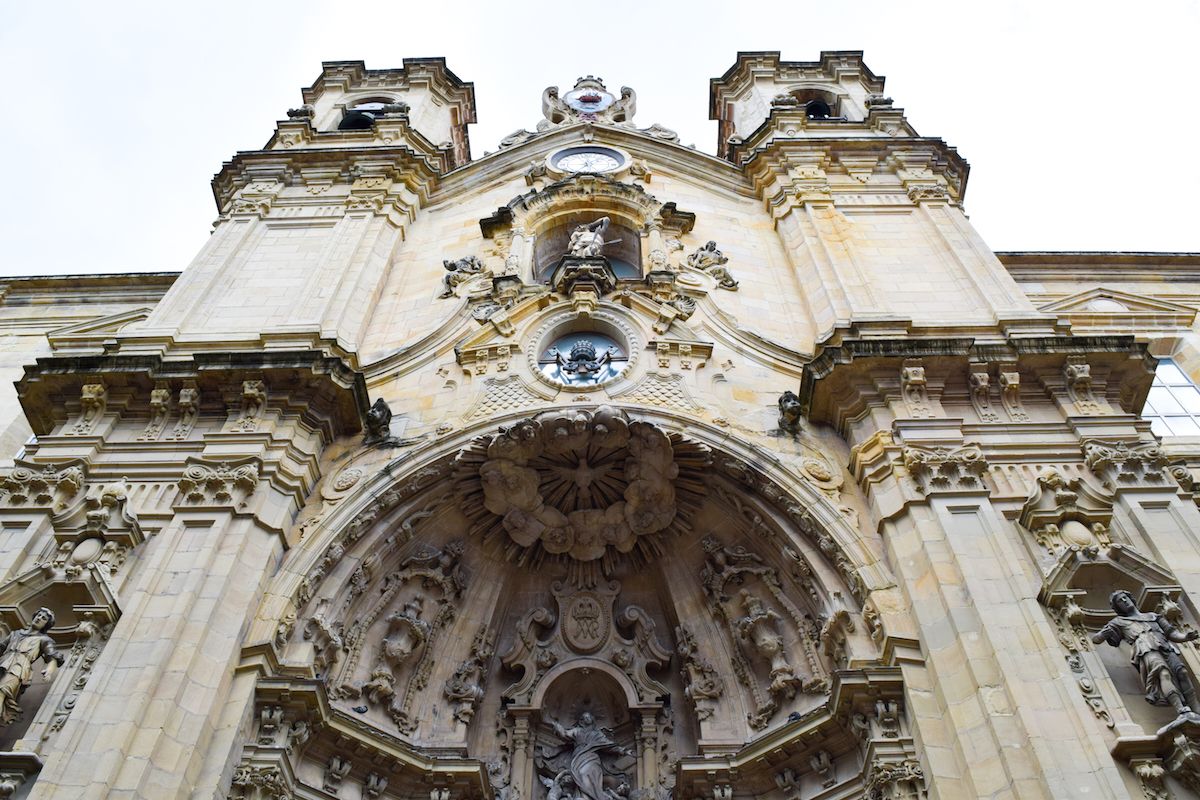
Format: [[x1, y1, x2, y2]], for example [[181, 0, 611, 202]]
[[568, 218, 611, 259], [0, 607, 64, 724], [778, 391, 802, 434], [439, 255, 486, 298], [363, 397, 393, 444], [1092, 590, 1199, 717], [544, 712, 632, 800], [686, 241, 738, 290]]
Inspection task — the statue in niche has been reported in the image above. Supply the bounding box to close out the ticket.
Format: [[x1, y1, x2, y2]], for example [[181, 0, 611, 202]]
[[568, 218, 611, 258], [686, 241, 738, 290], [541, 712, 633, 800], [0, 607, 64, 724], [362, 595, 430, 705], [735, 590, 799, 698], [439, 255, 487, 298], [1092, 589, 1199, 718]]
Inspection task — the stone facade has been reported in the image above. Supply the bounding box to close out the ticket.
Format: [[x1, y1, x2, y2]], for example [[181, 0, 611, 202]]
[[0, 51, 1196, 798]]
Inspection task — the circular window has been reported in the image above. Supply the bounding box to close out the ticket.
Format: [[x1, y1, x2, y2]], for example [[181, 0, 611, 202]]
[[538, 332, 628, 386], [548, 146, 627, 175]]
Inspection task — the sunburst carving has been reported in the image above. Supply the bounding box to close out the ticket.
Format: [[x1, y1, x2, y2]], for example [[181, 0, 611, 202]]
[[455, 407, 709, 579]]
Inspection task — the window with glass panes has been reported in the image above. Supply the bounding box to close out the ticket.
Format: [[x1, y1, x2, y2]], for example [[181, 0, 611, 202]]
[[1144, 360, 1200, 437]]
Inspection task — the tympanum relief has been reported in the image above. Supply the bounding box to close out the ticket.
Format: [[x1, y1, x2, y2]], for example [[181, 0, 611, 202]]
[[281, 406, 877, 799]]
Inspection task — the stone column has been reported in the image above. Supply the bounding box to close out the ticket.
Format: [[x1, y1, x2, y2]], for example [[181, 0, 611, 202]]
[[856, 431, 1132, 798], [28, 457, 293, 799]]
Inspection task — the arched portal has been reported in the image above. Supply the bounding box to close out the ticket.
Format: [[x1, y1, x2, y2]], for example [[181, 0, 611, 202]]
[[248, 406, 909, 799]]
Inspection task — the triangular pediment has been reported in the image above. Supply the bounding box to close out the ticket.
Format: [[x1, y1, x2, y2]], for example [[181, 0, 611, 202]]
[[1039, 287, 1196, 327], [47, 307, 152, 353]]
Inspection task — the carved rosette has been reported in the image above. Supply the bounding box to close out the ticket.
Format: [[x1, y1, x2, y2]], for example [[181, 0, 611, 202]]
[[454, 407, 708, 573]]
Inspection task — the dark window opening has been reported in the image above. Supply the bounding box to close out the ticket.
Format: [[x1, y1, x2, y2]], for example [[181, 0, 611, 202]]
[[805, 99, 832, 119]]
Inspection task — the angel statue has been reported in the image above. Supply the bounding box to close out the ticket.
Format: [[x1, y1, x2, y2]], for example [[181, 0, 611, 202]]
[[1092, 589, 1199, 718], [539, 712, 633, 800], [0, 607, 64, 724]]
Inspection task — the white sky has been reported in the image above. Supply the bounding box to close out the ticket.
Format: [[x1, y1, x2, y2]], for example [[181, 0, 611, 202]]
[[1, 0, 1197, 277]]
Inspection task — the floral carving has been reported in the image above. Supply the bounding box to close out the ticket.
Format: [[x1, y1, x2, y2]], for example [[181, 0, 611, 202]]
[[1082, 439, 1169, 487], [0, 464, 83, 510], [675, 625, 723, 721], [443, 626, 495, 725], [902, 444, 987, 495], [177, 461, 259, 506]]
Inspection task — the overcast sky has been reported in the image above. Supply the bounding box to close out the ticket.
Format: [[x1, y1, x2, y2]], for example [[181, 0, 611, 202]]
[[1, 1, 1197, 277]]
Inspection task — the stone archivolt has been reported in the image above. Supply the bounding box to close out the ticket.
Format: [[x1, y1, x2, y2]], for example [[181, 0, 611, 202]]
[[454, 406, 709, 575]]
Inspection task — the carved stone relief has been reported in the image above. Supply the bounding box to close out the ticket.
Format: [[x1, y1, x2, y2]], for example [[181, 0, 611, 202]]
[[700, 537, 829, 729], [326, 541, 466, 733], [685, 241, 737, 290], [499, 579, 670, 707], [454, 407, 709, 581], [902, 444, 987, 495], [67, 383, 106, 436]]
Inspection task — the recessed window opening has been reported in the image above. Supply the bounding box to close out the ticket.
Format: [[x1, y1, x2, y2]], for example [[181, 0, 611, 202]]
[[1144, 359, 1200, 437], [337, 98, 394, 131], [805, 99, 832, 119]]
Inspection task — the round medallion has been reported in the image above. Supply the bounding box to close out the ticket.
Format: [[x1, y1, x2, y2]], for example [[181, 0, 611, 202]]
[[333, 467, 363, 492], [549, 146, 627, 174], [538, 332, 627, 387]]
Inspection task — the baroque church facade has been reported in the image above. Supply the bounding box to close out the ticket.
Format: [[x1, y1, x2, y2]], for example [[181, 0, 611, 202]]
[[0, 51, 1199, 799]]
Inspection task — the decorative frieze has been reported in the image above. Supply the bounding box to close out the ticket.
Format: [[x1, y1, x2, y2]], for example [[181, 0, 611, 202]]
[[1082, 439, 1170, 488], [177, 459, 260, 508], [901, 444, 987, 495], [0, 462, 84, 511]]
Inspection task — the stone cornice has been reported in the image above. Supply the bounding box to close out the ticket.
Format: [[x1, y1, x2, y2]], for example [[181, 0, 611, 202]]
[[801, 333, 1153, 430], [15, 350, 368, 439], [437, 122, 752, 201], [740, 136, 969, 206], [211, 145, 440, 215]]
